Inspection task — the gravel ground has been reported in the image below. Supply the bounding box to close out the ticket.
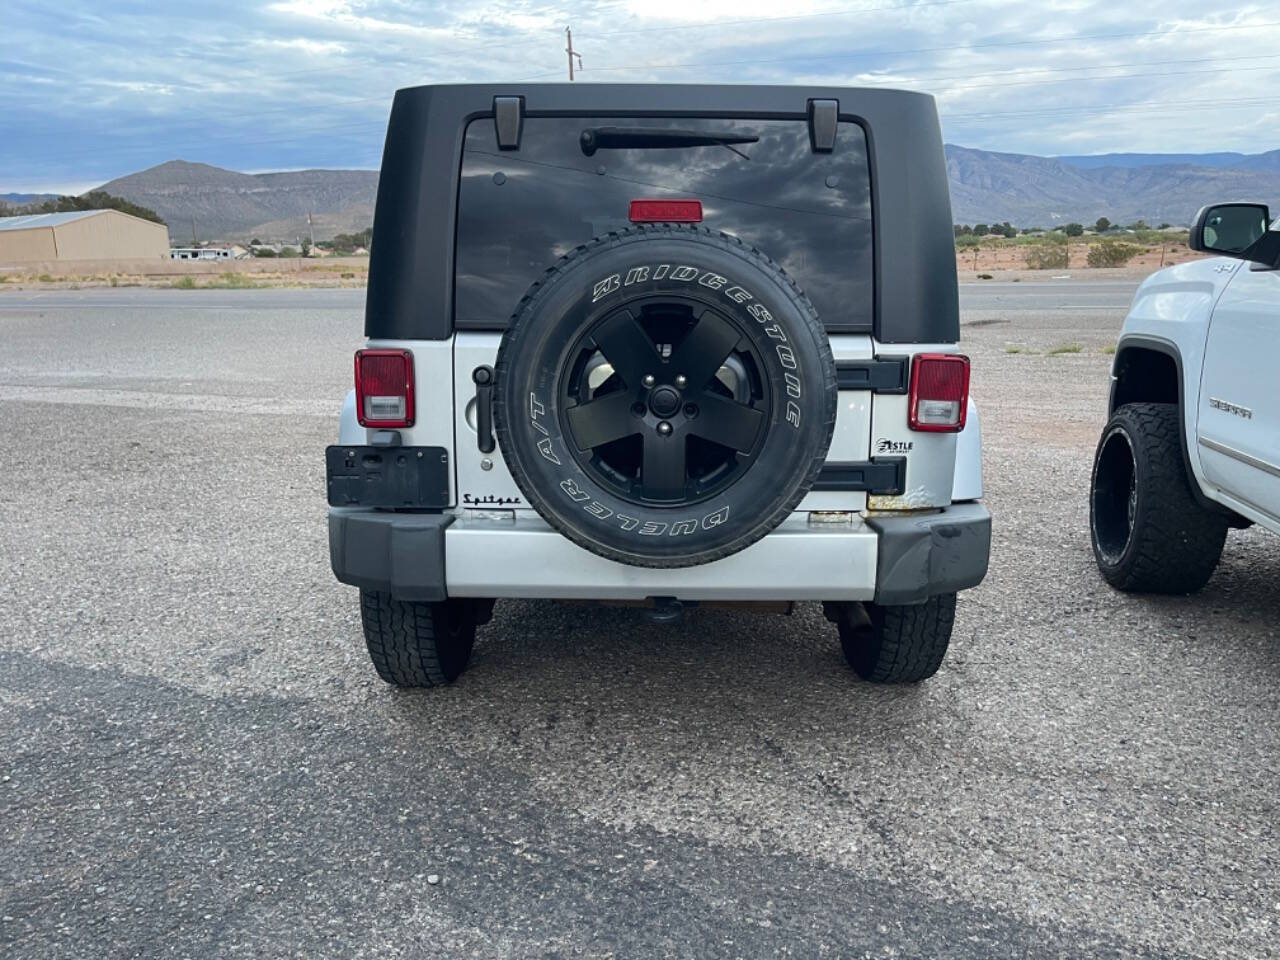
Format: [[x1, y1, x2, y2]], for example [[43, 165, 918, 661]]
[[0, 284, 1277, 959]]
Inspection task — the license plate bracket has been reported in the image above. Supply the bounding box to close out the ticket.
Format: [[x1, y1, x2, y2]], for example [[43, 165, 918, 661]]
[[326, 446, 450, 508]]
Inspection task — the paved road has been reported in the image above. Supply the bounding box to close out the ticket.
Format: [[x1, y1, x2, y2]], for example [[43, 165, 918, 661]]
[[2, 285, 1277, 959]]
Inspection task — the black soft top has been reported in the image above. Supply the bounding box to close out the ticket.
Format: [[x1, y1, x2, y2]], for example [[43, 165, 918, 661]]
[[365, 83, 957, 344]]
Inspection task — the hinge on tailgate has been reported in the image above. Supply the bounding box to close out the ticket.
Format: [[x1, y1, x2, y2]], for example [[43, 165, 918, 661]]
[[808, 99, 838, 153], [813, 458, 906, 495], [835, 357, 909, 394], [493, 96, 524, 150]]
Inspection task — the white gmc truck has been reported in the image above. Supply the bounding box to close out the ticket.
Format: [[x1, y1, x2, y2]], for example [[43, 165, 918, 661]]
[[1091, 201, 1280, 592], [326, 84, 990, 688]]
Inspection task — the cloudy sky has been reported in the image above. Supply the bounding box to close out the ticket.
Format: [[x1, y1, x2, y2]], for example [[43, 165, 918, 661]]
[[4, 0, 1279, 192]]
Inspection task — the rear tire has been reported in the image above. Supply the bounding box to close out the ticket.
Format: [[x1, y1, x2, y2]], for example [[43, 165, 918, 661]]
[[1089, 402, 1226, 594], [359, 591, 481, 687], [830, 594, 956, 683]]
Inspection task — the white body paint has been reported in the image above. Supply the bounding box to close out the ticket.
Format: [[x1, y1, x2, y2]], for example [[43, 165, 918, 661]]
[[1117, 256, 1280, 533]]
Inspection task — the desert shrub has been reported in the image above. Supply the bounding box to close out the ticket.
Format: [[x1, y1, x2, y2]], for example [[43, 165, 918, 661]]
[[1094, 217, 1111, 233], [279, 246, 298, 258], [170, 276, 196, 289], [954, 234, 983, 249], [1087, 240, 1142, 267], [1025, 244, 1069, 269], [253, 247, 278, 258], [1063, 223, 1084, 237], [212, 272, 258, 288]]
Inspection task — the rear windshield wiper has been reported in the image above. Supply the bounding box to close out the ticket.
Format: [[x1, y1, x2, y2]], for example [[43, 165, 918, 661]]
[[580, 127, 758, 160]]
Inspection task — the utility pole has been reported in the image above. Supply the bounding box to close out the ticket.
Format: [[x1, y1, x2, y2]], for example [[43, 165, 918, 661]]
[[565, 27, 582, 81], [191, 217, 197, 246]]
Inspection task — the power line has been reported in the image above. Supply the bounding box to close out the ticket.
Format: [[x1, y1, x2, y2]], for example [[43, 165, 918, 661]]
[[944, 95, 1280, 122], [98, 51, 1280, 138], [862, 51, 1280, 86], [576, 0, 989, 40], [530, 19, 1280, 75], [28, 85, 1280, 174], [936, 62, 1280, 94]]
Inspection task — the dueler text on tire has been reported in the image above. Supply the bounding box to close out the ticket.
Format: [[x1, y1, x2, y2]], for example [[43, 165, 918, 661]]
[[493, 226, 837, 568], [1089, 402, 1227, 593]]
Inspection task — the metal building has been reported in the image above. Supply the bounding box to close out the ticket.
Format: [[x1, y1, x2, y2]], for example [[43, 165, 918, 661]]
[[0, 209, 171, 263]]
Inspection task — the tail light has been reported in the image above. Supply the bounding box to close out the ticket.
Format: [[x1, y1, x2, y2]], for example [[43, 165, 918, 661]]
[[355, 349, 414, 427], [908, 354, 969, 432]]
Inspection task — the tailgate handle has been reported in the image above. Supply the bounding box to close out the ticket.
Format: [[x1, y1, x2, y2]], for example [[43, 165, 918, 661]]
[[472, 366, 496, 453]]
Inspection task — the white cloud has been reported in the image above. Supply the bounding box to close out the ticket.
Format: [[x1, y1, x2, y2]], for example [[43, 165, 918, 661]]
[[3, 0, 1279, 189]]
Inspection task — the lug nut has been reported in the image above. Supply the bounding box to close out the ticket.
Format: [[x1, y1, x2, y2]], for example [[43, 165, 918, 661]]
[[674, 374, 688, 388], [642, 374, 656, 388], [683, 403, 698, 418], [656, 421, 672, 436]]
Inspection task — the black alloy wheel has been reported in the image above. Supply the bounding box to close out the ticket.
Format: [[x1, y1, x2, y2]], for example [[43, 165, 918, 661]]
[[560, 296, 769, 506]]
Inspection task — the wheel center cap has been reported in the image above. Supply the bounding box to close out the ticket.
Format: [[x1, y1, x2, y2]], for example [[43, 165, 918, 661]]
[[648, 385, 681, 418]]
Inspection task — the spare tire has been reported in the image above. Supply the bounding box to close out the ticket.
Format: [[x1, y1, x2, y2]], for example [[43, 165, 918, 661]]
[[493, 225, 836, 568]]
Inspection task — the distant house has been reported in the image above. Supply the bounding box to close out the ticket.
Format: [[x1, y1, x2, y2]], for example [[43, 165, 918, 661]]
[[170, 246, 235, 260], [0, 209, 170, 263]]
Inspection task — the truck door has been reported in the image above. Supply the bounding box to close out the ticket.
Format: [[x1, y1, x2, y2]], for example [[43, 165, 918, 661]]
[[1197, 261, 1280, 526]]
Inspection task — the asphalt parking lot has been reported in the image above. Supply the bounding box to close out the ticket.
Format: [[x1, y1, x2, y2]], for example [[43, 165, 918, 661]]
[[1, 282, 1277, 959]]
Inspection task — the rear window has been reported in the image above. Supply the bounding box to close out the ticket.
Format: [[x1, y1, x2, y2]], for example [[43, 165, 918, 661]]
[[454, 116, 874, 332]]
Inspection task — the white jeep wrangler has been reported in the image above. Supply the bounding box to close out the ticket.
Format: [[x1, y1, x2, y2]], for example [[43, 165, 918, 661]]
[[327, 84, 990, 687], [1091, 201, 1280, 592]]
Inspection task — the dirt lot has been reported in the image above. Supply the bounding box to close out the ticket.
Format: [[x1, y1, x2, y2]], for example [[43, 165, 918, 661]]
[[0, 256, 368, 289], [0, 284, 1276, 959], [956, 237, 1207, 275]]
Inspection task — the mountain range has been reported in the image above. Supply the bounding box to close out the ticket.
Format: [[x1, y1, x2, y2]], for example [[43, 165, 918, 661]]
[[52, 148, 1280, 241], [96, 161, 378, 242], [947, 146, 1280, 226]]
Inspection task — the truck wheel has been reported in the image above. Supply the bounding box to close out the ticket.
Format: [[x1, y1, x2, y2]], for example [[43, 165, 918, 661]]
[[1090, 402, 1227, 594], [829, 594, 955, 683], [359, 590, 480, 687]]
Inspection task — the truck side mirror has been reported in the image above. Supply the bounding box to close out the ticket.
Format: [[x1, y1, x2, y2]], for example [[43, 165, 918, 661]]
[[1189, 202, 1276, 266]]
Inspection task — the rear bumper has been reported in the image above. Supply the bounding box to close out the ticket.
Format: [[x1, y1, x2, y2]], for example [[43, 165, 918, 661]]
[[329, 503, 990, 604], [865, 504, 991, 605]]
